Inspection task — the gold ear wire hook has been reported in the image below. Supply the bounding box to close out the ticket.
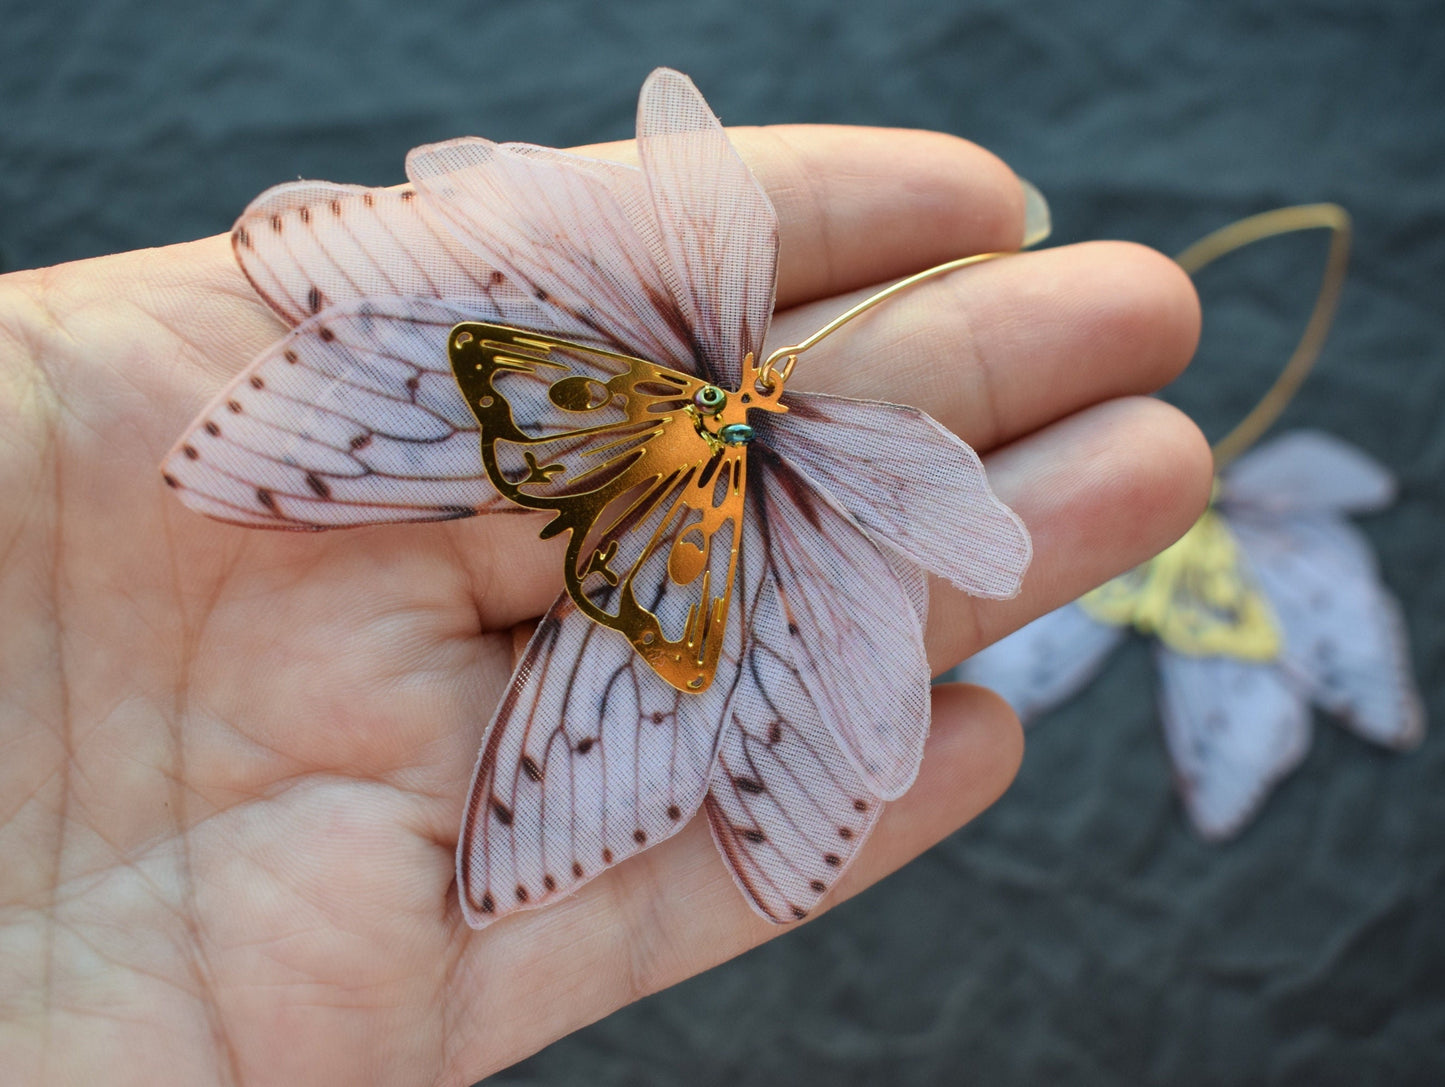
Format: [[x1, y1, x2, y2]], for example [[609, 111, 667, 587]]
[[756, 180, 1054, 391], [1176, 203, 1353, 468], [762, 180, 1057, 393], [757, 251, 1011, 390]]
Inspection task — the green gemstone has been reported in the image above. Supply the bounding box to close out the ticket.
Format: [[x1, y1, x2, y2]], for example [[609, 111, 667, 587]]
[[719, 423, 754, 445]]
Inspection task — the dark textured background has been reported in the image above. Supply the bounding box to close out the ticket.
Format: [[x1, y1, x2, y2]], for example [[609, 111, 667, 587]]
[[5, 1, 1442, 1083]]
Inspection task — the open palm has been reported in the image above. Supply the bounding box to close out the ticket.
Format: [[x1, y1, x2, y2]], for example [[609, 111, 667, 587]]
[[0, 125, 1207, 1084]]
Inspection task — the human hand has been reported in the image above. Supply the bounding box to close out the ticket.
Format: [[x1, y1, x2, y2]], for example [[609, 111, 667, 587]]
[[0, 125, 1207, 1084]]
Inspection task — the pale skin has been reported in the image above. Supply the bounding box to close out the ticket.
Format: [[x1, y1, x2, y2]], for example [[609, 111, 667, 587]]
[[0, 125, 1210, 1085]]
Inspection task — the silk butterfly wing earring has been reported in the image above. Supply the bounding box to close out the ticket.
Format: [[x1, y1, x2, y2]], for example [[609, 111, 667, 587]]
[[161, 68, 1034, 926], [964, 204, 1424, 840]]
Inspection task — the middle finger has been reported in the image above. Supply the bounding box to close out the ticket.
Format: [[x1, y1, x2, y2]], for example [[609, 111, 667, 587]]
[[766, 239, 1201, 454]]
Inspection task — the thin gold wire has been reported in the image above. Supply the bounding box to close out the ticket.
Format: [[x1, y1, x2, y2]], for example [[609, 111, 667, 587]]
[[759, 251, 1010, 388], [1175, 203, 1353, 468], [758, 181, 1055, 386]]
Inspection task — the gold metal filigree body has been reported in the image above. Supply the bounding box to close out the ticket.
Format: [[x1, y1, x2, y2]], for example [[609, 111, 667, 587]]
[[450, 323, 787, 693], [1080, 506, 1281, 661]]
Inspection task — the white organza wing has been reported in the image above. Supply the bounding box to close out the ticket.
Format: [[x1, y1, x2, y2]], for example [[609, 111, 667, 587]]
[[457, 589, 738, 928], [1222, 430, 1396, 515], [961, 605, 1126, 722], [757, 392, 1030, 599], [1155, 648, 1311, 840], [749, 455, 931, 800], [636, 68, 779, 387], [1233, 513, 1425, 749], [162, 298, 515, 527]]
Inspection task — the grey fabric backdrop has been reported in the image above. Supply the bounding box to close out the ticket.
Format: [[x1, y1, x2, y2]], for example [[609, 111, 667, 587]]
[[5, 1, 1442, 1083]]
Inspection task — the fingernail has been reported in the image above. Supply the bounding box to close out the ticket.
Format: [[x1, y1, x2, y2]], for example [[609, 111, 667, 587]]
[[1019, 177, 1051, 248]]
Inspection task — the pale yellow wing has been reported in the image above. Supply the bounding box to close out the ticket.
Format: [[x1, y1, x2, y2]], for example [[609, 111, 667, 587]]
[[1081, 509, 1280, 661]]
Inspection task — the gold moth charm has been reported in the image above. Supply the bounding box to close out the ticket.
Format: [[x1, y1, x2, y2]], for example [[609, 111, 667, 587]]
[[449, 322, 787, 693]]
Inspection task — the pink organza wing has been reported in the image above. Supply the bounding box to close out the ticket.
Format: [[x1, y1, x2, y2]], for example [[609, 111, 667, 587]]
[[179, 155, 661, 528], [757, 392, 1030, 599], [232, 180, 547, 329], [702, 496, 907, 923], [885, 547, 930, 630], [457, 589, 737, 928], [748, 456, 931, 800], [1155, 649, 1311, 840], [635, 68, 779, 386], [162, 298, 517, 527], [706, 576, 882, 923], [405, 138, 697, 371]]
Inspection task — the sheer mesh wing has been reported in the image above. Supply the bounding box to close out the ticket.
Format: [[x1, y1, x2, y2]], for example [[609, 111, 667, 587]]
[[705, 479, 928, 923], [756, 392, 1029, 598], [232, 180, 554, 329], [161, 298, 518, 528], [1155, 648, 1311, 840], [457, 588, 738, 928], [636, 68, 779, 387], [960, 604, 1126, 722], [749, 453, 931, 800], [1221, 430, 1396, 515], [706, 576, 881, 924], [1232, 513, 1424, 749], [406, 138, 697, 372], [885, 549, 930, 631]]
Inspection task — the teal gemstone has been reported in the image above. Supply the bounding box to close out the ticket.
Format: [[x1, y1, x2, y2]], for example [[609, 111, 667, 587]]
[[719, 423, 754, 445], [693, 385, 727, 414]]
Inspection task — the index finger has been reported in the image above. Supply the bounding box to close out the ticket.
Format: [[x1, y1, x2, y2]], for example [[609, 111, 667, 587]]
[[3, 124, 1032, 451], [580, 124, 1028, 310]]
